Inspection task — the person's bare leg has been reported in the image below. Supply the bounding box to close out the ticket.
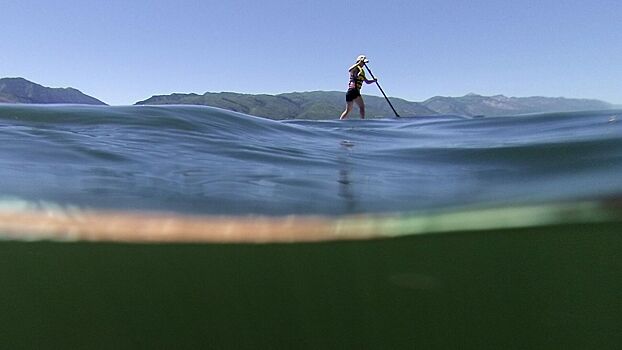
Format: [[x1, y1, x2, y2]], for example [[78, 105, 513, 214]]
[[340, 101, 354, 120], [354, 97, 365, 119]]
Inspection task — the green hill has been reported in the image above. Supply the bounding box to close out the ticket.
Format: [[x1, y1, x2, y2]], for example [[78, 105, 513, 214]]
[[2, 77, 614, 118], [136, 90, 614, 119], [0, 78, 106, 105], [421, 93, 612, 116], [135, 91, 437, 120]]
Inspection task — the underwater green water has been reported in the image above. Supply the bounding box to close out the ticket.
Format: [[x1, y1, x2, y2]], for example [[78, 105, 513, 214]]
[[1, 222, 621, 349]]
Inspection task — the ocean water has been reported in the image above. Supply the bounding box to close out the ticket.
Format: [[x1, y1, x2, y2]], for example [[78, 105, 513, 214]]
[[0, 104, 621, 217], [2, 104, 622, 349]]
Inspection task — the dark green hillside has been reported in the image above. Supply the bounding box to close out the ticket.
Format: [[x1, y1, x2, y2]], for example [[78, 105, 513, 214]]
[[137, 90, 615, 119], [136, 91, 437, 120], [0, 78, 106, 105], [0, 77, 614, 116]]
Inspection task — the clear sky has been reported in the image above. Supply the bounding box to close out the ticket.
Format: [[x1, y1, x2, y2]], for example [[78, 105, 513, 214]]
[[1, 0, 620, 105]]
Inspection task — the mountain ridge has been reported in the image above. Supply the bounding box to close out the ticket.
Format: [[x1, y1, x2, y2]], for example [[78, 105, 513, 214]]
[[136, 90, 614, 119], [0, 78, 106, 105], [421, 93, 612, 117], [1, 77, 615, 118]]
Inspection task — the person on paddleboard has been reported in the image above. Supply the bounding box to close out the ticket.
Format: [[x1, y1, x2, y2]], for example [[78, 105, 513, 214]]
[[340, 55, 377, 120]]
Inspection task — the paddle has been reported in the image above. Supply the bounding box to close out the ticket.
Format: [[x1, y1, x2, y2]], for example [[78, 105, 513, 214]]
[[364, 64, 400, 118]]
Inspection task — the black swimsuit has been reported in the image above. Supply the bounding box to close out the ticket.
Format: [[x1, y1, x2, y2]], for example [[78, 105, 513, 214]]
[[346, 88, 361, 102]]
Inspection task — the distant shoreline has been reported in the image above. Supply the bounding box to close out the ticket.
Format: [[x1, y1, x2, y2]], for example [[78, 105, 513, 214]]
[[1, 77, 617, 119]]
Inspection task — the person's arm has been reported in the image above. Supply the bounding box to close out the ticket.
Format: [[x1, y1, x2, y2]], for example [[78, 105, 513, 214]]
[[364, 72, 377, 84], [359, 66, 377, 84]]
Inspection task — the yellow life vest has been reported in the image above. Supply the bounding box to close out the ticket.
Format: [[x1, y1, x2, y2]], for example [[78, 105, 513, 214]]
[[349, 66, 366, 90]]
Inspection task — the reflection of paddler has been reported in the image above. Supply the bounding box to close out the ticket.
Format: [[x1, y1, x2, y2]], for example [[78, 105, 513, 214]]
[[340, 55, 377, 120]]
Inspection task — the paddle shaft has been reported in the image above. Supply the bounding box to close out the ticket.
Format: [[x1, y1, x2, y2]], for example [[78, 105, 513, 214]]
[[364, 64, 400, 118]]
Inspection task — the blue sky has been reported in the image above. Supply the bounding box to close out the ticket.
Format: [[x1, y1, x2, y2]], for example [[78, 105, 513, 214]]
[[1, 0, 620, 105]]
